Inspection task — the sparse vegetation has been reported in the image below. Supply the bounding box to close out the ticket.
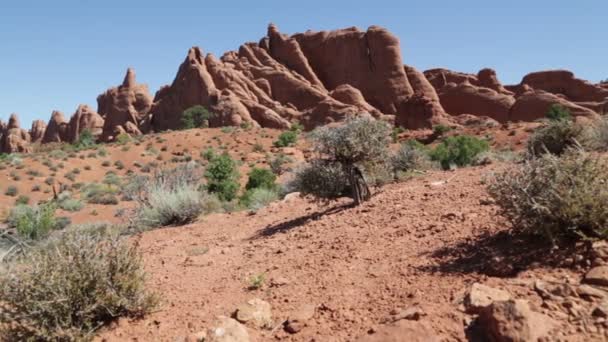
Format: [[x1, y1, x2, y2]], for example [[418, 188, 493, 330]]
[[273, 130, 298, 148], [5, 185, 18, 197], [180, 105, 215, 129], [290, 117, 391, 204], [72, 129, 97, 150], [0, 227, 157, 341], [6, 203, 59, 240], [429, 135, 489, 170], [433, 124, 451, 136], [204, 153, 240, 201], [489, 149, 608, 241]]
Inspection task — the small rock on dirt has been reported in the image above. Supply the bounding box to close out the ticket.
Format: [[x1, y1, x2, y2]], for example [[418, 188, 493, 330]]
[[284, 304, 316, 334], [584, 266, 608, 287], [206, 316, 249, 342], [464, 283, 511, 314], [356, 320, 441, 342], [234, 298, 273, 328], [475, 299, 556, 342]]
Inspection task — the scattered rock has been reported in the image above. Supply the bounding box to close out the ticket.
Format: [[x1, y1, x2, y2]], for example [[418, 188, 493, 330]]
[[464, 283, 512, 314], [584, 266, 608, 287], [577, 284, 607, 300], [270, 276, 290, 287], [284, 304, 316, 334], [206, 316, 249, 342], [592, 301, 608, 318], [356, 320, 441, 342], [476, 299, 556, 342], [234, 298, 273, 328], [184, 331, 207, 342]]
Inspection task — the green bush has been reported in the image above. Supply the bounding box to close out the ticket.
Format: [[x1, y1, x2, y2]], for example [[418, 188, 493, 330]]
[[273, 130, 298, 147], [81, 183, 120, 205], [527, 119, 582, 157], [180, 105, 215, 129], [7, 203, 59, 240], [204, 153, 240, 201], [57, 192, 84, 212], [72, 129, 96, 150], [392, 140, 433, 174], [245, 168, 277, 191], [430, 135, 489, 169], [546, 104, 572, 122], [240, 188, 279, 211], [0, 227, 157, 341], [289, 161, 349, 200], [488, 149, 608, 241], [5, 185, 18, 197], [15, 195, 30, 205], [134, 185, 207, 229], [433, 124, 452, 136], [201, 147, 216, 161], [115, 133, 131, 145]]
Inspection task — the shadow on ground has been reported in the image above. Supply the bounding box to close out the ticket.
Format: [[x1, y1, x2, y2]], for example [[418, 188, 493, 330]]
[[249, 202, 355, 240], [422, 229, 586, 277]]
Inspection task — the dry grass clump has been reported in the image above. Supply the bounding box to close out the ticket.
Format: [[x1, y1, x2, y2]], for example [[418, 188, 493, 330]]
[[488, 148, 608, 241], [0, 227, 157, 341]]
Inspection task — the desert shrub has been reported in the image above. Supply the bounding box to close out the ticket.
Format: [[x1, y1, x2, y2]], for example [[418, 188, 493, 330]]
[[433, 124, 452, 136], [15, 195, 30, 205], [391, 140, 433, 174], [252, 143, 265, 153], [6, 203, 58, 240], [31, 185, 41, 192], [546, 104, 572, 122], [240, 188, 279, 211], [293, 117, 391, 204], [5, 185, 18, 197], [129, 163, 213, 229], [133, 185, 207, 229], [57, 192, 84, 212], [121, 174, 150, 201], [245, 168, 277, 191], [180, 105, 215, 129], [273, 130, 298, 147], [527, 119, 582, 157], [472, 149, 520, 166], [269, 153, 292, 175], [81, 183, 120, 205], [72, 129, 96, 150], [44, 176, 54, 186], [204, 153, 240, 201], [488, 149, 608, 241], [430, 135, 489, 169], [103, 172, 122, 187], [585, 116, 608, 151], [289, 161, 349, 200], [101, 160, 111, 167], [0, 228, 157, 341], [114, 160, 125, 170], [115, 133, 131, 145], [49, 149, 67, 160]]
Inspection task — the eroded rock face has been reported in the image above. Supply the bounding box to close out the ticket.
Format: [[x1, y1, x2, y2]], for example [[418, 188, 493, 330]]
[[42, 110, 69, 144], [0, 113, 32, 153], [30, 120, 47, 142], [521, 70, 608, 103], [509, 89, 599, 122], [67, 104, 105, 143], [97, 68, 153, 141], [150, 24, 446, 132], [437, 81, 516, 122]]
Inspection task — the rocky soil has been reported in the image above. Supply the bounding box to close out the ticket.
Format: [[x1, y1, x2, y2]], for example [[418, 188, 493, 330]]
[[94, 164, 608, 341]]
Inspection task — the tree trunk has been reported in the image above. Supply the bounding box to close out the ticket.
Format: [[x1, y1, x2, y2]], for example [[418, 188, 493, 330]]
[[349, 165, 370, 205]]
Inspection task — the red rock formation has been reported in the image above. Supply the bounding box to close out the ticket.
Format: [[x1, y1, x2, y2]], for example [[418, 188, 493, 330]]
[[510, 89, 599, 122], [437, 81, 516, 122], [521, 70, 608, 102], [30, 120, 47, 142], [477, 68, 514, 95], [67, 104, 105, 142], [0, 114, 32, 153], [97, 68, 154, 141], [42, 110, 70, 144]]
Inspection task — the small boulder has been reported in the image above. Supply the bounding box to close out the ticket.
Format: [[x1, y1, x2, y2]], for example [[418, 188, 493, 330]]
[[234, 298, 273, 328], [206, 316, 249, 342], [584, 266, 608, 287], [356, 320, 441, 342], [284, 304, 316, 334], [476, 300, 556, 342], [464, 283, 512, 314]]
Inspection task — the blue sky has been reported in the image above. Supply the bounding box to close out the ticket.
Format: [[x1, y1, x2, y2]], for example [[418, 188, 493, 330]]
[[1, 0, 607, 126]]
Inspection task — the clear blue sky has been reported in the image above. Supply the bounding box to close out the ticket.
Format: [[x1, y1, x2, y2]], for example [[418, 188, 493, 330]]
[[1, 0, 606, 126]]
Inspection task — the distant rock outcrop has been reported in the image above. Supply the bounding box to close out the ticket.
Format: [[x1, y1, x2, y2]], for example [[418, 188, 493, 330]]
[[97, 68, 153, 141], [42, 111, 69, 144], [30, 120, 47, 143], [0, 114, 32, 153], [67, 104, 105, 143], [2, 25, 608, 155]]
